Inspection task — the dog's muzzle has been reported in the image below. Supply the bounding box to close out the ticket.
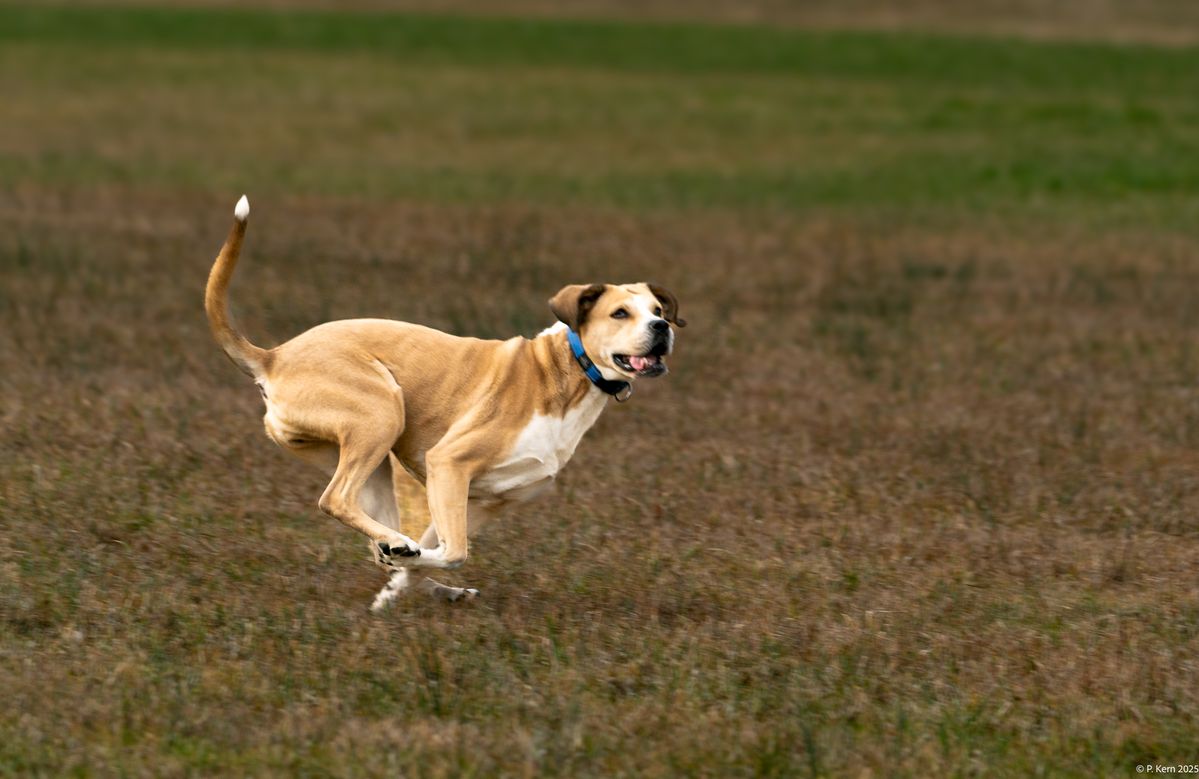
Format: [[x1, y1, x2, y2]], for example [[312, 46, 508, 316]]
[[613, 323, 672, 377]]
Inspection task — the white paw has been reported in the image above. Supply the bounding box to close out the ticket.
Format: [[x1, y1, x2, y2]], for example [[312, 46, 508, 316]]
[[373, 536, 421, 570], [433, 585, 479, 603], [455, 587, 481, 602]]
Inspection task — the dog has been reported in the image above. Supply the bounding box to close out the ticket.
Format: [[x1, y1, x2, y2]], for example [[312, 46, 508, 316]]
[[204, 197, 685, 609]]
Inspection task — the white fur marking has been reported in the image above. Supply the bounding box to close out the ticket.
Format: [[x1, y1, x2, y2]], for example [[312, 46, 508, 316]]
[[234, 195, 250, 221], [371, 570, 410, 612], [537, 320, 568, 337], [473, 389, 607, 498]]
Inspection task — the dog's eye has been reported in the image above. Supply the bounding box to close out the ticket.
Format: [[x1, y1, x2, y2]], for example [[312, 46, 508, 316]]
[[654, 306, 662, 317], [611, 308, 628, 319]]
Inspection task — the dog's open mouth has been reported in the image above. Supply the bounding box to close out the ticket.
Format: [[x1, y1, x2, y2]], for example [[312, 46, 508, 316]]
[[613, 352, 668, 377]]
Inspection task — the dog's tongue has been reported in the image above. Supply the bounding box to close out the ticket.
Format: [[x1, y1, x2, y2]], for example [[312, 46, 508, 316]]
[[629, 355, 653, 372]]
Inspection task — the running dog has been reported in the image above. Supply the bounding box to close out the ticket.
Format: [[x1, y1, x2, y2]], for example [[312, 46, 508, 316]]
[[204, 197, 685, 609]]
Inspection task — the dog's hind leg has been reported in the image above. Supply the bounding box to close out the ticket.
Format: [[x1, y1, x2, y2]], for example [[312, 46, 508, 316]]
[[318, 417, 422, 562], [361, 456, 402, 530], [360, 454, 407, 574], [282, 439, 402, 547]]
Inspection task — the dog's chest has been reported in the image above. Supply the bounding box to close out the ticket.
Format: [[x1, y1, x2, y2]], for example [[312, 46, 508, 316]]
[[472, 393, 606, 500]]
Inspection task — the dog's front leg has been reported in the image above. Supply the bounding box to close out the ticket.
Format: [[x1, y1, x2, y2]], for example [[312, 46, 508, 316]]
[[415, 449, 472, 568]]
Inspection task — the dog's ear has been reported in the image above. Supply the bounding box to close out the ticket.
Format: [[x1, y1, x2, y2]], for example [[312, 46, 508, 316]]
[[549, 283, 607, 330], [648, 283, 686, 328]]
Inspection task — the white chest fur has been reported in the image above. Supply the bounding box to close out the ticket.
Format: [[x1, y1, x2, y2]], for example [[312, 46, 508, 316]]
[[471, 389, 607, 501]]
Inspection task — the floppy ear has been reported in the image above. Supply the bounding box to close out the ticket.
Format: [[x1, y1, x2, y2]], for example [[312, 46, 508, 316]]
[[548, 283, 607, 330], [647, 283, 687, 327]]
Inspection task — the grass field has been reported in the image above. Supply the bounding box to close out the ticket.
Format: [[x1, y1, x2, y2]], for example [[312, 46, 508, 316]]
[[2, 3, 1199, 776]]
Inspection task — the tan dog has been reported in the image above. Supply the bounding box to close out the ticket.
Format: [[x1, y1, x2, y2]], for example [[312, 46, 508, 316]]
[[205, 197, 685, 609]]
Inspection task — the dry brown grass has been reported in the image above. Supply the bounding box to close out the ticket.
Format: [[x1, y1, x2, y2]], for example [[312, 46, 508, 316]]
[[3, 5, 1199, 773], [2, 186, 1198, 774]]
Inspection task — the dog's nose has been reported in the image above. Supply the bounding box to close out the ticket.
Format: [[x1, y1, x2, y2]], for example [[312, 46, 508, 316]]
[[650, 319, 670, 333]]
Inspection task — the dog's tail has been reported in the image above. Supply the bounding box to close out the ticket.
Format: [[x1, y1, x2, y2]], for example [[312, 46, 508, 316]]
[[205, 195, 270, 378]]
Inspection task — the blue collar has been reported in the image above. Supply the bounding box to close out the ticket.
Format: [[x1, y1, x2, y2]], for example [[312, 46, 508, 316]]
[[567, 328, 632, 402]]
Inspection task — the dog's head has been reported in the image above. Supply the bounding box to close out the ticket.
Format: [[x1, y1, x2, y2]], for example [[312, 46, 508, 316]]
[[549, 282, 686, 381]]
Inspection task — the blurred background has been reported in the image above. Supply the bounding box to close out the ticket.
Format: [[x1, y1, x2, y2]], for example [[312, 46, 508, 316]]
[[2, 1, 1198, 774]]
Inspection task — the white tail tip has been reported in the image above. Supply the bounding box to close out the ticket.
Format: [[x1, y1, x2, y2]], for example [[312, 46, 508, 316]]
[[234, 195, 250, 221]]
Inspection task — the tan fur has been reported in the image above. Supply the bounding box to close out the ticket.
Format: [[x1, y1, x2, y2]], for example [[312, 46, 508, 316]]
[[204, 215, 272, 378], [203, 200, 683, 606]]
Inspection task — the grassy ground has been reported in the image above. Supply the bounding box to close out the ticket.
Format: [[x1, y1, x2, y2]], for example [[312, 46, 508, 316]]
[[25, 0, 1199, 45], [5, 6, 1199, 225], [2, 3, 1199, 776]]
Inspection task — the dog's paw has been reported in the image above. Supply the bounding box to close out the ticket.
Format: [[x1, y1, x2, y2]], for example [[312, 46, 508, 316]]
[[439, 586, 480, 603], [455, 587, 480, 602], [374, 537, 421, 569]]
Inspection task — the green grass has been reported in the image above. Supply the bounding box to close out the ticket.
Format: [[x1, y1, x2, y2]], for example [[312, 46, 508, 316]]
[[2, 5, 1199, 222], [1, 5, 1197, 89]]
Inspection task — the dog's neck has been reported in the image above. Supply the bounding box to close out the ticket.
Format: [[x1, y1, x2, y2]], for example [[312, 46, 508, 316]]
[[530, 326, 613, 414], [565, 327, 632, 401]]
